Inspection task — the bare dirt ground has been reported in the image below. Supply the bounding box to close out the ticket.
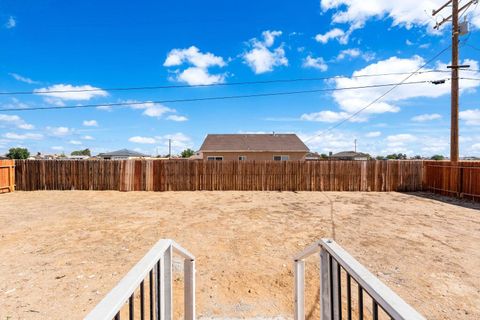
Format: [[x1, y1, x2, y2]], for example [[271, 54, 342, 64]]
[[0, 191, 479, 320]]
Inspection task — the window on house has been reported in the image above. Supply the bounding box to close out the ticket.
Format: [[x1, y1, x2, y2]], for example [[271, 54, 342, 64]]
[[273, 155, 289, 161], [238, 156, 247, 160], [207, 156, 223, 161]]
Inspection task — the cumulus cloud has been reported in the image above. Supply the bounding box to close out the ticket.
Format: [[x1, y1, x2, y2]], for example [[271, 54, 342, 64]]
[[337, 48, 360, 60], [320, 0, 480, 31], [386, 133, 417, 146], [0, 114, 34, 130], [315, 28, 348, 44], [460, 109, 480, 125], [301, 110, 366, 123], [83, 120, 98, 127], [34, 84, 108, 101], [166, 115, 188, 122], [46, 126, 72, 137], [366, 131, 381, 138], [411, 113, 441, 122], [51, 146, 64, 151], [5, 16, 16, 29], [82, 135, 94, 140], [164, 46, 227, 85], [243, 30, 288, 74], [9, 73, 38, 84], [129, 136, 156, 144], [302, 55, 328, 71], [3, 132, 43, 140], [69, 140, 82, 145]]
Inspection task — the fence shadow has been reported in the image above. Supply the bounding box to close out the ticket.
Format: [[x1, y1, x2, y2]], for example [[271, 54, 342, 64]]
[[406, 191, 480, 210]]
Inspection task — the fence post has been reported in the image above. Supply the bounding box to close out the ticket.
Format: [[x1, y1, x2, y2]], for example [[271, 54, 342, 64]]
[[294, 259, 305, 320], [184, 259, 195, 320], [320, 247, 331, 320]]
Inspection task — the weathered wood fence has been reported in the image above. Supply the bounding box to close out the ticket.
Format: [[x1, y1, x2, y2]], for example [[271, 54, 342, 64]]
[[0, 159, 15, 193], [15, 160, 424, 192], [423, 161, 480, 201]]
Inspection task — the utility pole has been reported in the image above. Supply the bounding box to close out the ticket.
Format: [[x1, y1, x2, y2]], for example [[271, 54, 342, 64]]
[[433, 0, 476, 162], [168, 139, 172, 159], [354, 139, 357, 153]]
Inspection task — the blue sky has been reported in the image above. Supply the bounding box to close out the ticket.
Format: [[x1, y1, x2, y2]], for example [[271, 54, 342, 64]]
[[1, 0, 480, 157]]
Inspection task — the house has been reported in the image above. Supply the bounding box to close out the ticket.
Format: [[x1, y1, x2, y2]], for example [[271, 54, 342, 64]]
[[330, 151, 370, 161], [98, 149, 149, 160], [198, 133, 309, 161]]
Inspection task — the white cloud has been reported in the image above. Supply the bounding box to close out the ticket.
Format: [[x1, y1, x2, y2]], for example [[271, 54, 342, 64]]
[[5, 16, 16, 29], [406, 40, 413, 46], [460, 109, 480, 125], [320, 1, 480, 31], [46, 126, 72, 137], [82, 135, 94, 140], [166, 115, 188, 122], [3, 132, 43, 140], [302, 55, 328, 71], [315, 28, 348, 44], [155, 133, 194, 154], [164, 46, 226, 68], [337, 48, 361, 60], [243, 30, 288, 74], [34, 84, 108, 101], [96, 105, 112, 111], [129, 136, 156, 144], [386, 134, 417, 147], [83, 120, 98, 127], [0, 114, 34, 130], [176, 67, 225, 85], [164, 46, 227, 85], [69, 140, 82, 145], [366, 131, 381, 138], [9, 73, 38, 84], [125, 100, 175, 118], [301, 110, 366, 123], [51, 146, 64, 151], [411, 113, 441, 122]]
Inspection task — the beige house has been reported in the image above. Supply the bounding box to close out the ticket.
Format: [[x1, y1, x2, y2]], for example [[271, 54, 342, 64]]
[[198, 134, 309, 161]]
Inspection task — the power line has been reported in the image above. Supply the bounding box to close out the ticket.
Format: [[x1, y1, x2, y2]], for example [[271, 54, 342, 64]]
[[304, 45, 452, 144], [0, 70, 454, 96], [0, 79, 449, 112]]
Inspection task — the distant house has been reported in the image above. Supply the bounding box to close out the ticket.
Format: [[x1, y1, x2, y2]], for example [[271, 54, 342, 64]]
[[330, 151, 370, 161], [305, 152, 324, 161], [198, 133, 309, 161], [98, 149, 149, 160]]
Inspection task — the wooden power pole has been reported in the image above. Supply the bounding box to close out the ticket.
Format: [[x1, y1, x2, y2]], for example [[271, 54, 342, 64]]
[[433, 0, 476, 162]]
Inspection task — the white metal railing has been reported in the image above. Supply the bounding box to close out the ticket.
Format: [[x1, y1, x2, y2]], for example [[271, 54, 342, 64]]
[[84, 239, 195, 320], [294, 239, 425, 320]]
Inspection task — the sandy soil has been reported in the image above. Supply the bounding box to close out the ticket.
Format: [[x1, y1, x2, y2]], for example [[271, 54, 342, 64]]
[[0, 191, 479, 320]]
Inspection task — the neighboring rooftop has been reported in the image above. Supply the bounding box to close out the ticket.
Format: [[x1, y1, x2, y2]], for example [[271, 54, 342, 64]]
[[98, 149, 149, 158], [199, 134, 309, 152], [330, 151, 370, 159]]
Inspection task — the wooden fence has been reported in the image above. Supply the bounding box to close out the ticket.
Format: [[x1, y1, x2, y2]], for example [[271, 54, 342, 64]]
[[15, 159, 424, 192], [423, 161, 480, 201], [0, 159, 15, 193]]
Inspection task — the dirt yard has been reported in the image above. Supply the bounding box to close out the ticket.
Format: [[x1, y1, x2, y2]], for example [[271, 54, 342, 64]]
[[0, 191, 479, 320]]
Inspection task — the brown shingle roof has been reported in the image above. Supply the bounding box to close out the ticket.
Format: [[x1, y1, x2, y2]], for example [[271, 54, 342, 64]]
[[199, 134, 309, 152]]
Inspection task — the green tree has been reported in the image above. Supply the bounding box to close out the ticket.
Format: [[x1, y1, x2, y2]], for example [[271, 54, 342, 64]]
[[430, 154, 445, 160], [71, 148, 91, 156], [6, 147, 30, 159], [386, 153, 407, 160], [376, 155, 385, 160], [180, 148, 195, 158]]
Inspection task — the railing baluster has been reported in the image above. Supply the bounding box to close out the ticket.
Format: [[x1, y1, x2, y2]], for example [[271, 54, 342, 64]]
[[358, 286, 363, 320], [329, 254, 334, 320], [184, 259, 196, 320], [294, 260, 305, 320], [347, 274, 352, 320], [320, 247, 331, 320], [373, 300, 378, 320], [337, 263, 342, 320], [164, 245, 173, 320], [149, 270, 154, 320], [140, 280, 145, 320], [156, 261, 161, 320], [129, 293, 134, 320]]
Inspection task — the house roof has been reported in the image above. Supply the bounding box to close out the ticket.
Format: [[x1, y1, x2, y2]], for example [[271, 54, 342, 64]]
[[98, 149, 149, 157], [199, 134, 309, 152], [330, 151, 369, 158]]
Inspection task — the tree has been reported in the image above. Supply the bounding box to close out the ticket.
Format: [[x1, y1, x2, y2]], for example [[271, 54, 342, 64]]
[[376, 155, 386, 160], [386, 153, 407, 160], [6, 147, 30, 159], [412, 155, 422, 160], [180, 148, 195, 158], [430, 154, 445, 161], [71, 148, 91, 156]]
